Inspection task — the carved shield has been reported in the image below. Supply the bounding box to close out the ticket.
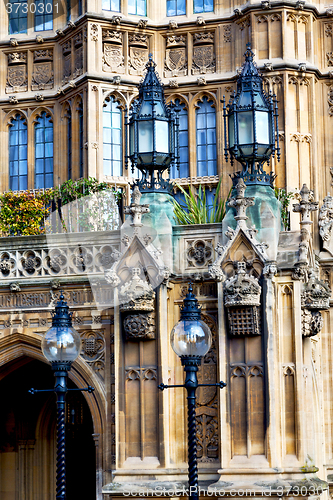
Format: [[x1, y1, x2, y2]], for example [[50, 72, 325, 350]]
[[129, 47, 148, 72], [193, 45, 214, 71], [7, 66, 26, 87], [103, 44, 124, 69], [165, 48, 186, 72], [33, 62, 52, 85], [197, 363, 217, 405]]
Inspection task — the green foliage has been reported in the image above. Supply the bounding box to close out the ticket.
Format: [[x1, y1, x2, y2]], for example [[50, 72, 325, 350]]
[[0, 178, 121, 236], [274, 187, 294, 231], [172, 178, 229, 225]]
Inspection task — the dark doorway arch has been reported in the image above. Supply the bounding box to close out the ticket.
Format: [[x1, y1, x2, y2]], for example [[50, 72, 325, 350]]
[[0, 357, 96, 500]]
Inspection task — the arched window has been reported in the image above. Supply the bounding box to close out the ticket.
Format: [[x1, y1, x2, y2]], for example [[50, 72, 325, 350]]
[[34, 0, 53, 31], [194, 0, 213, 13], [103, 97, 122, 177], [102, 0, 120, 10], [167, 0, 186, 15], [196, 96, 217, 177], [78, 101, 84, 178], [35, 112, 53, 189], [170, 100, 189, 179], [67, 109, 72, 180], [9, 114, 28, 191], [128, 0, 146, 15], [8, 0, 27, 34]]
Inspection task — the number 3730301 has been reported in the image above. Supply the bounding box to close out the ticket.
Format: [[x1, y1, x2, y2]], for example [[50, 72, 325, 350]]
[[6, 2, 57, 14]]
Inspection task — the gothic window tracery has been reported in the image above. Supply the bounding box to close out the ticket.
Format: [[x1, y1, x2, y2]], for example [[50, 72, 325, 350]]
[[34, 111, 53, 188], [170, 99, 189, 179], [9, 114, 28, 191], [195, 96, 217, 177], [8, 0, 27, 34], [34, 0, 53, 31], [128, 0, 146, 16], [194, 0, 213, 13], [102, 0, 120, 11], [167, 0, 186, 16], [103, 96, 122, 177]]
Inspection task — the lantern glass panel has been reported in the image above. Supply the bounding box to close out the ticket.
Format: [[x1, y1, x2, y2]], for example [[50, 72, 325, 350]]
[[254, 92, 265, 107], [238, 111, 254, 144], [156, 120, 169, 153], [129, 122, 135, 156], [239, 91, 252, 107], [138, 120, 153, 152], [140, 101, 152, 116], [228, 113, 235, 148], [255, 111, 269, 144], [154, 101, 165, 116]]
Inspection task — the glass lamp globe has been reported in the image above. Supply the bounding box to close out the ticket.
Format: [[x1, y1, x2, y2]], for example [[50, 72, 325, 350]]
[[42, 325, 82, 363], [170, 319, 212, 358]]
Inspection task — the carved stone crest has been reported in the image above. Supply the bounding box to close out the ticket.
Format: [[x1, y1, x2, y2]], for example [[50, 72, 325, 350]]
[[165, 48, 187, 77], [301, 270, 331, 310], [319, 193, 333, 255], [192, 45, 215, 74], [129, 47, 149, 75], [103, 44, 124, 73], [6, 52, 27, 93], [123, 313, 155, 340], [32, 62, 53, 90], [224, 262, 261, 307]]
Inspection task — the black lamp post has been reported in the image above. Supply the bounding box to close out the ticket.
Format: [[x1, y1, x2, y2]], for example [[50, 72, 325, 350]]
[[29, 293, 94, 500], [158, 284, 226, 500], [223, 43, 280, 186], [126, 53, 179, 193]]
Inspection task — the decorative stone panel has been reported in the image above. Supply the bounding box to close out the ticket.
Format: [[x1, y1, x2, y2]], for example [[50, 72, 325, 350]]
[[73, 32, 84, 78], [129, 33, 149, 75], [6, 51, 27, 93], [164, 34, 187, 78], [62, 40, 71, 84], [186, 239, 214, 268], [102, 30, 124, 73], [32, 49, 53, 90], [191, 32, 215, 75], [80, 330, 105, 379]]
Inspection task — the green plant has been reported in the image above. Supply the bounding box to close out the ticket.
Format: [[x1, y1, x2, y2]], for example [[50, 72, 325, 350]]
[[0, 190, 51, 236], [172, 177, 229, 225], [274, 187, 294, 231]]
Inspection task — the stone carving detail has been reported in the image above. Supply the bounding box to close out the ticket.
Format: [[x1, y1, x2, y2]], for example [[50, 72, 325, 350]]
[[301, 269, 331, 310], [129, 33, 149, 75], [80, 330, 105, 379], [62, 41, 71, 84], [6, 52, 27, 93], [74, 32, 84, 78], [186, 239, 214, 268], [327, 52, 333, 67], [319, 193, 333, 254], [223, 25, 232, 42], [224, 262, 261, 337], [192, 32, 215, 75], [32, 49, 53, 90], [325, 23, 333, 37], [164, 35, 187, 77], [235, 15, 251, 31], [91, 23, 98, 41], [328, 86, 333, 116], [293, 184, 318, 226], [302, 309, 324, 337], [123, 313, 155, 341], [102, 30, 124, 73], [196, 313, 219, 462]]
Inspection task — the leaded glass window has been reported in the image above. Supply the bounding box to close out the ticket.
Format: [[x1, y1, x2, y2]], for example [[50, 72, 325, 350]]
[[128, 0, 146, 16], [67, 110, 72, 180], [167, 0, 186, 16], [103, 97, 122, 177], [102, 0, 120, 10], [194, 0, 214, 13], [170, 100, 189, 179], [35, 112, 53, 189], [79, 101, 84, 178], [8, 0, 27, 34], [34, 0, 53, 31], [196, 96, 217, 177], [9, 114, 28, 191]]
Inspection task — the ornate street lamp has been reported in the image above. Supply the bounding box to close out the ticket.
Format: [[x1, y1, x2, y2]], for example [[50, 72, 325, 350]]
[[159, 284, 226, 500], [223, 44, 280, 186], [30, 293, 94, 500], [126, 54, 179, 193]]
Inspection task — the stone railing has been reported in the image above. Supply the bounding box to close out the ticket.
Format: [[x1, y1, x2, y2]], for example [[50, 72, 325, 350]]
[[0, 230, 121, 282]]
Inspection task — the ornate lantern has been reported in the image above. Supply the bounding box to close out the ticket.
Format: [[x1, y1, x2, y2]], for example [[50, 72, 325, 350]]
[[223, 44, 280, 186], [127, 54, 179, 193]]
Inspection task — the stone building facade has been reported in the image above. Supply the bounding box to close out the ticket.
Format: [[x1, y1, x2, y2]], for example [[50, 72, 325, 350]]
[[1, 0, 333, 500]]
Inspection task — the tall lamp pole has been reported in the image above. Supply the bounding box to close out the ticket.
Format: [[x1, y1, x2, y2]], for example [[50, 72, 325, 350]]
[[30, 293, 94, 500], [158, 284, 226, 500]]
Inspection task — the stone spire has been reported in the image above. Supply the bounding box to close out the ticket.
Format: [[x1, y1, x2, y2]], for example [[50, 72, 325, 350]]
[[124, 185, 150, 227]]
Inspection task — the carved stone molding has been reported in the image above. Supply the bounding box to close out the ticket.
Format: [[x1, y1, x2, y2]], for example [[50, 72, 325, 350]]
[[123, 313, 155, 341], [302, 309, 324, 337], [191, 32, 215, 75], [32, 49, 53, 90], [319, 193, 333, 254], [164, 35, 187, 78], [328, 86, 333, 116], [6, 52, 27, 93], [80, 330, 105, 379], [129, 34, 149, 75], [223, 25, 232, 42], [301, 270, 331, 310], [186, 239, 214, 268]]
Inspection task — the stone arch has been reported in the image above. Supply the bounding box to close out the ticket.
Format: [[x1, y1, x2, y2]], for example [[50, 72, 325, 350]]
[[5, 109, 28, 127], [103, 91, 126, 110], [166, 93, 189, 109], [30, 106, 54, 125], [60, 99, 72, 120], [191, 90, 218, 109]]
